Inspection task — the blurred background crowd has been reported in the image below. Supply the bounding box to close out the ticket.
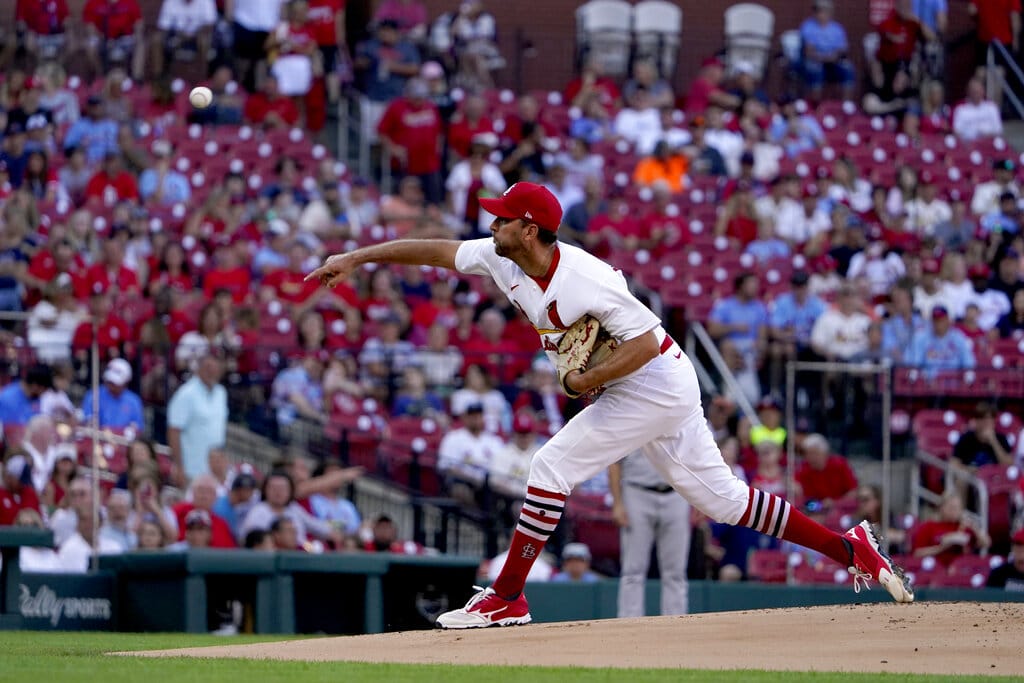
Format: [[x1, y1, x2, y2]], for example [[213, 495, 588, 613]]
[[0, 0, 1022, 602]]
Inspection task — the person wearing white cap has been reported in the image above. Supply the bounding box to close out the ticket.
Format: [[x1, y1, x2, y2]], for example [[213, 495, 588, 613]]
[[81, 358, 144, 430], [445, 131, 505, 238], [551, 542, 600, 583]]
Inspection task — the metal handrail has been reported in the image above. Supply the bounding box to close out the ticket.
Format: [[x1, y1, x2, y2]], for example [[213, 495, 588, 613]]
[[911, 448, 989, 551], [687, 321, 763, 428], [987, 40, 1024, 119]]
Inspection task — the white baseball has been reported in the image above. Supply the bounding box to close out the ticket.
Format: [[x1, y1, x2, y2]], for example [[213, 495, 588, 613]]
[[189, 86, 213, 109]]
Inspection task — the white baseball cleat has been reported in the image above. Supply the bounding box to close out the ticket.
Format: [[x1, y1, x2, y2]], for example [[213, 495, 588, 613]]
[[435, 586, 532, 629], [844, 520, 915, 603]]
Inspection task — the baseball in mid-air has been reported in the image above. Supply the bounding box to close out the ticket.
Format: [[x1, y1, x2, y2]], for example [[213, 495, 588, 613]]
[[189, 86, 212, 109]]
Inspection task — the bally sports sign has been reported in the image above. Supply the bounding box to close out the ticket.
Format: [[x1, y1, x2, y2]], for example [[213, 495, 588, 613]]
[[18, 575, 115, 630]]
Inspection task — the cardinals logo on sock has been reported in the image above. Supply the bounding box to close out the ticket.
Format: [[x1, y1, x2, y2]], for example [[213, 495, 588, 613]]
[[520, 543, 537, 559]]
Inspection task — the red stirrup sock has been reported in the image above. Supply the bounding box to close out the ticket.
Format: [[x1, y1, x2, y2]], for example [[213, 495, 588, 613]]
[[737, 487, 853, 566], [492, 486, 566, 599]]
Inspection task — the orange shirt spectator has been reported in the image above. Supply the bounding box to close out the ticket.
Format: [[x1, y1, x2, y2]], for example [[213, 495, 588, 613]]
[[632, 141, 688, 192]]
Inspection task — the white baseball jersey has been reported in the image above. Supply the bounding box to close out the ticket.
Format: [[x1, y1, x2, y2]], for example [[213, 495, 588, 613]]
[[455, 239, 667, 389], [454, 239, 750, 525]]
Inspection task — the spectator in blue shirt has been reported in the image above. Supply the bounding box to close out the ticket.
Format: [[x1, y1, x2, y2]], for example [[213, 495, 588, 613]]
[[138, 140, 191, 206], [799, 0, 855, 100], [745, 219, 793, 263], [271, 352, 327, 443], [769, 270, 827, 352], [551, 543, 601, 583], [62, 96, 119, 166], [0, 364, 51, 428], [906, 306, 975, 374], [913, 0, 948, 34], [708, 272, 769, 361], [0, 123, 31, 188], [81, 358, 145, 430], [881, 279, 925, 363], [212, 471, 259, 541], [308, 460, 363, 537]]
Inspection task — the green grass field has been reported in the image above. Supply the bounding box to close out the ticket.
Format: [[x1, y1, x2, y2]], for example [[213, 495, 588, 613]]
[[0, 630, 1015, 683], [0, 631, 1016, 683]]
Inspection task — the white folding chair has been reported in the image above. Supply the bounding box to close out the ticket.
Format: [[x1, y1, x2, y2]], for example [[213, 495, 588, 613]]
[[633, 0, 683, 78], [576, 0, 634, 77], [723, 3, 775, 78]]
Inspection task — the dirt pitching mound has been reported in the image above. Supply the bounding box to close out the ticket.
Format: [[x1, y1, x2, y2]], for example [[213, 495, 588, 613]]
[[126, 601, 1023, 676]]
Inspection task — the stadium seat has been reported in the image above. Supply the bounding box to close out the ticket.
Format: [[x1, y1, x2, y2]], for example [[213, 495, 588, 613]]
[[747, 549, 788, 582], [723, 3, 774, 77]]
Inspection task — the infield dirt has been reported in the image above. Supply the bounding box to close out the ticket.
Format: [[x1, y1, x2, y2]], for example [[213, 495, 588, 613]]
[[126, 601, 1023, 677]]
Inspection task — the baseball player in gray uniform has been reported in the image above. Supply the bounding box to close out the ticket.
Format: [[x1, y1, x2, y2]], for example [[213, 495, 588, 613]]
[[307, 181, 913, 629], [610, 450, 691, 617]]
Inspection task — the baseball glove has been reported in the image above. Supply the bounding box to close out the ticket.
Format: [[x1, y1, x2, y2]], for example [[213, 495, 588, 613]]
[[556, 315, 617, 398]]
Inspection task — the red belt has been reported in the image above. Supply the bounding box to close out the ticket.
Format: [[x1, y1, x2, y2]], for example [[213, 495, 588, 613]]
[[659, 336, 675, 355]]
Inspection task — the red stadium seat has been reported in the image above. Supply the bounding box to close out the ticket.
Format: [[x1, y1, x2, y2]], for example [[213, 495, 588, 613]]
[[791, 556, 849, 585], [748, 549, 789, 582], [976, 464, 1020, 549]]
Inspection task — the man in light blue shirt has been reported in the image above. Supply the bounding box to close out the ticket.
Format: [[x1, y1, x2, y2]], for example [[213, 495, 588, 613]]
[[769, 271, 827, 351], [906, 306, 975, 375], [81, 359, 144, 430], [799, 0, 855, 99], [167, 353, 228, 482], [881, 280, 925, 363], [138, 141, 192, 205], [62, 96, 119, 165], [0, 365, 51, 427], [913, 0, 948, 34], [708, 273, 769, 360], [551, 543, 601, 583]]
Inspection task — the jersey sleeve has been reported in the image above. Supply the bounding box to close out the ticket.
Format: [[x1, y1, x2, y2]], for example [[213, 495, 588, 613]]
[[454, 238, 503, 278], [587, 269, 660, 342]]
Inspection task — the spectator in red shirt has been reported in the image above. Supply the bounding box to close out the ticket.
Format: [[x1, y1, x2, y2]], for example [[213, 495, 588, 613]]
[[266, 0, 322, 128], [587, 194, 641, 258], [263, 241, 324, 305], [147, 241, 194, 297], [0, 455, 41, 525], [638, 182, 688, 256], [71, 290, 132, 360], [203, 244, 252, 304], [969, 0, 1021, 68], [307, 0, 347, 102], [172, 474, 237, 548], [76, 237, 140, 301], [564, 57, 621, 110], [912, 492, 991, 567], [82, 0, 145, 80], [378, 77, 443, 205], [28, 236, 83, 296], [362, 513, 424, 554], [794, 433, 858, 507], [447, 93, 494, 160], [684, 56, 740, 117], [714, 181, 760, 248], [243, 75, 300, 130], [15, 0, 71, 76], [410, 278, 458, 338], [462, 307, 530, 386], [874, 0, 934, 102], [84, 152, 139, 208]]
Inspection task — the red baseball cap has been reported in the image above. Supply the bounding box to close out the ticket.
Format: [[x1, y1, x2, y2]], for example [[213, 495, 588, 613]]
[[479, 182, 563, 233], [512, 413, 535, 433]]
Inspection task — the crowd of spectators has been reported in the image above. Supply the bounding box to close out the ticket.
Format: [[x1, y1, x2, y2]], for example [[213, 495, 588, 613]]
[[0, 0, 1020, 593]]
